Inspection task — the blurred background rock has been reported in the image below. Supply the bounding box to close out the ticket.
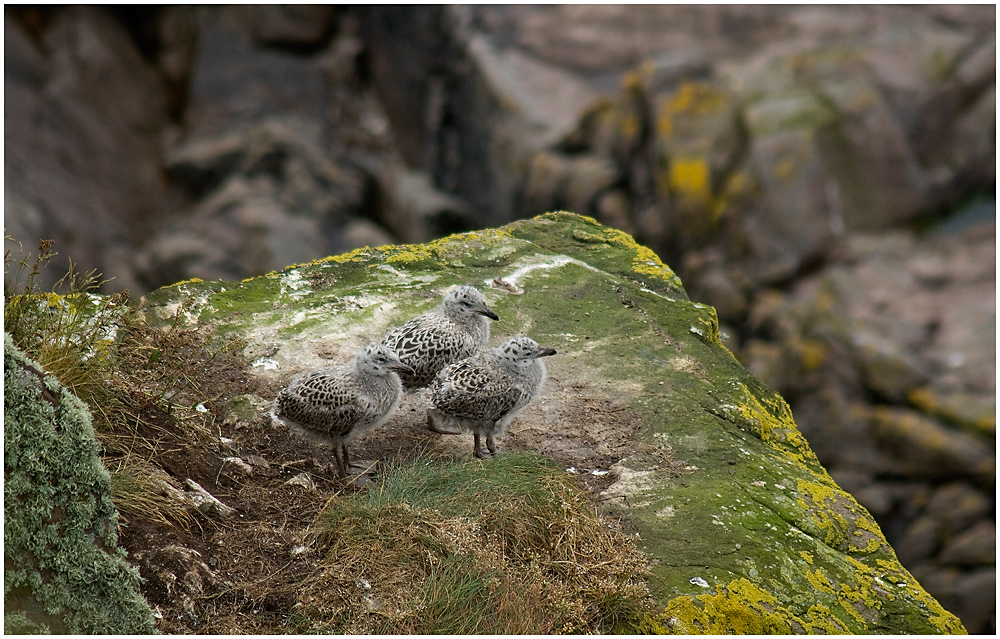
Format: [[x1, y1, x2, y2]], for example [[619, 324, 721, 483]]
[[4, 4, 994, 633]]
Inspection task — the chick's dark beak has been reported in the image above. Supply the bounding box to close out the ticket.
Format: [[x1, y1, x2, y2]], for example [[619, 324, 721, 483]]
[[389, 362, 416, 376], [476, 304, 500, 321], [533, 347, 557, 358]]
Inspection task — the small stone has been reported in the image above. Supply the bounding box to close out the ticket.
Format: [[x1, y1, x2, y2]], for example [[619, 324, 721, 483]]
[[223, 394, 270, 427], [184, 479, 236, 518], [284, 473, 317, 491], [221, 456, 254, 477]]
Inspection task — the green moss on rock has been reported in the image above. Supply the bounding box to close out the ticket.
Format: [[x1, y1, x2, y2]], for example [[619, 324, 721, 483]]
[[144, 211, 964, 634], [4, 334, 156, 634]]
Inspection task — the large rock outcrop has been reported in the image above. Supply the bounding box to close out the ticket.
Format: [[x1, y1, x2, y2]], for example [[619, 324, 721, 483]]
[[141, 212, 965, 633]]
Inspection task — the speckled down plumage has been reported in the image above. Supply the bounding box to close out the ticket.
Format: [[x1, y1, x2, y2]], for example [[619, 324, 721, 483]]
[[271, 344, 412, 476], [428, 336, 556, 457], [382, 285, 498, 389]]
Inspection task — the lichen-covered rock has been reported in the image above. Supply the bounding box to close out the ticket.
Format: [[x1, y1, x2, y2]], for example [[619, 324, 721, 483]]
[[3, 334, 156, 634], [141, 211, 965, 633]]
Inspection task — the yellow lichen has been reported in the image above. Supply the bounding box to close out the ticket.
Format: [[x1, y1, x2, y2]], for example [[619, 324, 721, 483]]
[[797, 479, 849, 547], [795, 479, 891, 556], [798, 550, 814, 565], [867, 561, 965, 632], [805, 568, 837, 596], [853, 510, 891, 553], [669, 158, 712, 206], [734, 382, 821, 469], [804, 561, 887, 630], [384, 246, 434, 264], [803, 603, 850, 633], [800, 338, 826, 372], [907, 386, 996, 437], [642, 574, 932, 635], [657, 81, 728, 138], [696, 313, 726, 349], [775, 157, 796, 180], [835, 582, 879, 627], [646, 578, 793, 634], [589, 222, 680, 284], [538, 210, 601, 227], [166, 277, 205, 287], [621, 112, 641, 140], [621, 70, 643, 91], [316, 246, 374, 264]]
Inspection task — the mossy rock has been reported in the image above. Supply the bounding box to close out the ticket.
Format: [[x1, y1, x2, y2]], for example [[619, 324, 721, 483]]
[[141, 211, 965, 634], [3, 334, 157, 634]]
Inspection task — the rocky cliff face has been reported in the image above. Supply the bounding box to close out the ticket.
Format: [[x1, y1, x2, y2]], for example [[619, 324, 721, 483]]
[[5, 5, 993, 292]]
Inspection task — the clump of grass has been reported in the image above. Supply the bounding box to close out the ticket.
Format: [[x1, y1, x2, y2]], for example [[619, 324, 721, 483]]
[[4, 236, 220, 526], [4, 237, 127, 425], [297, 453, 654, 634], [107, 457, 196, 530]]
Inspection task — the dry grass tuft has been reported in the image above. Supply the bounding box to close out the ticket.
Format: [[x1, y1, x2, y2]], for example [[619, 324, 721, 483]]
[[108, 457, 196, 530], [294, 453, 654, 634], [5, 237, 222, 535]]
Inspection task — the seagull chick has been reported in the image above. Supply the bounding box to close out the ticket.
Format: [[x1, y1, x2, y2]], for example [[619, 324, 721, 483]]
[[271, 345, 414, 478], [427, 336, 556, 458], [382, 285, 499, 391]]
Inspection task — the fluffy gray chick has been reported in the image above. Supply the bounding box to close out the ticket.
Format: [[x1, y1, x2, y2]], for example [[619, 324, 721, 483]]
[[381, 285, 499, 390], [427, 336, 556, 458], [271, 344, 414, 478]]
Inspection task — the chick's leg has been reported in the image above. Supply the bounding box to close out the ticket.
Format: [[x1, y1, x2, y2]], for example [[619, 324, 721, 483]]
[[485, 432, 500, 456]]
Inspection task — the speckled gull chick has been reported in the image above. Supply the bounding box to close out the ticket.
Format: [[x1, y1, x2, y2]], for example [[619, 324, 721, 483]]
[[271, 345, 414, 478], [427, 336, 556, 458], [381, 285, 499, 391]]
